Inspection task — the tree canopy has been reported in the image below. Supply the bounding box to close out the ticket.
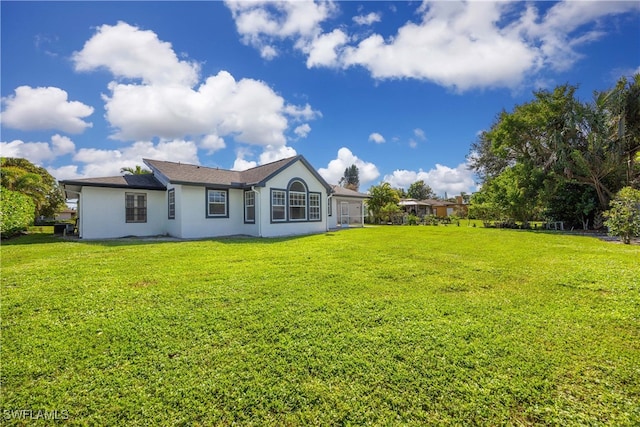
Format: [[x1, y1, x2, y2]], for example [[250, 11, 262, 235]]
[[339, 164, 360, 191], [1, 157, 65, 219], [468, 75, 640, 226], [407, 180, 435, 200], [366, 182, 400, 224], [1, 189, 35, 236], [604, 187, 640, 244], [121, 165, 151, 175]]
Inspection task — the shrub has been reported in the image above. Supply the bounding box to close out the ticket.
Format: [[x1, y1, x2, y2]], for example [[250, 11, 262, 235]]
[[407, 214, 419, 225], [604, 187, 640, 244], [423, 215, 439, 225], [1, 188, 36, 238]]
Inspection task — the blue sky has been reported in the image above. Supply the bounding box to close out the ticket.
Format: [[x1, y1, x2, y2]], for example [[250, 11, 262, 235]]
[[2, 1, 639, 196]]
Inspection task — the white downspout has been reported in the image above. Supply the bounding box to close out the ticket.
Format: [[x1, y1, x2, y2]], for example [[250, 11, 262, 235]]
[[252, 186, 261, 237], [326, 193, 333, 231]]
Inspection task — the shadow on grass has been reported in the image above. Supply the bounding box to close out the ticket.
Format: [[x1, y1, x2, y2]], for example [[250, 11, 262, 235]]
[[1, 233, 64, 246], [1, 231, 331, 247]]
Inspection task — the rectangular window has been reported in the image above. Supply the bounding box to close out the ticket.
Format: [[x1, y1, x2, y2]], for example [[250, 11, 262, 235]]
[[245, 190, 255, 223], [206, 189, 228, 218], [289, 191, 306, 220], [271, 190, 286, 221], [168, 189, 175, 219], [309, 193, 321, 221], [126, 192, 147, 223]]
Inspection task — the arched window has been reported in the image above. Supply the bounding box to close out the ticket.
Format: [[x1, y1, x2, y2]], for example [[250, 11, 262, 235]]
[[288, 179, 307, 220]]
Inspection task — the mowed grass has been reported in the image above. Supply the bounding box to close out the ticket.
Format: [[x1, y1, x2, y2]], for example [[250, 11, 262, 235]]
[[1, 226, 639, 426]]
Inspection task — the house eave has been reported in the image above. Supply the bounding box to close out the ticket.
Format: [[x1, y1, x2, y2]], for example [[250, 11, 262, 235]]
[[333, 194, 370, 199], [60, 181, 166, 191]]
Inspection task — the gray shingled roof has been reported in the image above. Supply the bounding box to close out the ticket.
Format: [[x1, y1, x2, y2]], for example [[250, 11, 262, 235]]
[[144, 156, 331, 191], [61, 155, 332, 193], [60, 174, 165, 190], [330, 185, 370, 198], [144, 159, 244, 186]]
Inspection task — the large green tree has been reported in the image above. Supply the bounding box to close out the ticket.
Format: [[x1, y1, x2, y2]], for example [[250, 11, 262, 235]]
[[407, 180, 435, 200], [478, 163, 544, 224], [339, 164, 360, 191], [542, 180, 598, 230], [467, 191, 502, 224], [560, 98, 626, 209], [366, 182, 400, 224], [469, 76, 638, 221], [600, 74, 640, 186], [1, 158, 65, 219]]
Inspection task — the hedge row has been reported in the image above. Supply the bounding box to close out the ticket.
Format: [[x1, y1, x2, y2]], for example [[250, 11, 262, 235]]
[[1, 188, 35, 238]]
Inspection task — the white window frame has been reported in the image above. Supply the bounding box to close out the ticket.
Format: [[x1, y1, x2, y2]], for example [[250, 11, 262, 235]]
[[125, 192, 147, 223], [288, 180, 307, 221], [309, 192, 321, 221], [244, 190, 255, 223], [206, 188, 228, 218], [168, 188, 175, 220], [271, 189, 286, 222]]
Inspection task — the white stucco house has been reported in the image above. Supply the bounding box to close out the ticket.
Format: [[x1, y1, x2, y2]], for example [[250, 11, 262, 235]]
[[60, 155, 368, 240]]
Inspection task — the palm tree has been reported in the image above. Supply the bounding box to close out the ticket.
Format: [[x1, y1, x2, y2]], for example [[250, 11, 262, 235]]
[[120, 165, 151, 175], [599, 74, 640, 186]]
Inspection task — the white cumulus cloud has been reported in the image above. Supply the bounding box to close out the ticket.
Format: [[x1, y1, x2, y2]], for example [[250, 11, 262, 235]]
[[232, 156, 258, 171], [384, 162, 477, 197], [71, 22, 320, 151], [259, 144, 297, 165], [72, 21, 199, 86], [1, 86, 94, 133], [318, 147, 379, 187], [341, 2, 539, 91], [306, 29, 348, 68], [368, 132, 385, 144], [47, 165, 82, 181], [71, 139, 199, 178], [225, 0, 337, 60], [232, 144, 298, 171], [353, 12, 381, 26], [0, 134, 76, 165], [294, 123, 311, 138], [200, 134, 226, 154], [225, 1, 640, 91]]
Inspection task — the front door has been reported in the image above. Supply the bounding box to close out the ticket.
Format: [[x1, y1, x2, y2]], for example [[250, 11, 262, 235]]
[[340, 202, 349, 226]]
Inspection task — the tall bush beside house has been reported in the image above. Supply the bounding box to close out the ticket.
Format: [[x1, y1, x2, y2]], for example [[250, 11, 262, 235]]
[[1, 157, 65, 219], [367, 182, 400, 224], [604, 187, 640, 244], [1, 188, 35, 237]]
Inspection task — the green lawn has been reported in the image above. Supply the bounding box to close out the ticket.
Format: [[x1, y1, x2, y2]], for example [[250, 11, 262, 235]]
[[1, 226, 639, 426]]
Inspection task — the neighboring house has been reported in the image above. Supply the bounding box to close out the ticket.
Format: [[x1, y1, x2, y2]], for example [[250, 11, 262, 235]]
[[54, 209, 77, 221], [60, 155, 334, 239], [328, 185, 370, 229], [400, 196, 468, 218]]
